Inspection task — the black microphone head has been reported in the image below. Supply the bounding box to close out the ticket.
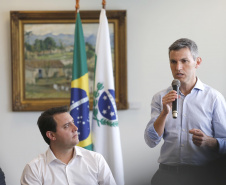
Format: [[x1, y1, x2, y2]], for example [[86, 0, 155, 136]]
[[171, 79, 180, 119], [171, 79, 181, 87]]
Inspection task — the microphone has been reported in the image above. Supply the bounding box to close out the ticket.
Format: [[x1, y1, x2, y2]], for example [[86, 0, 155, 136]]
[[171, 79, 180, 119]]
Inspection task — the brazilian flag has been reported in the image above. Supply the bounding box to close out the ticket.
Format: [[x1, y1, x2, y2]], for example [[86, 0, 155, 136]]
[[70, 12, 93, 150]]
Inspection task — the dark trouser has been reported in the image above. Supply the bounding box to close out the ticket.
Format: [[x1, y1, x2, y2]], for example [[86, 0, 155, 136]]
[[151, 164, 218, 185]]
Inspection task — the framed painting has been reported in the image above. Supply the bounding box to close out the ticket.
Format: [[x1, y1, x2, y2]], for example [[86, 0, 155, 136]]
[[10, 10, 127, 111]]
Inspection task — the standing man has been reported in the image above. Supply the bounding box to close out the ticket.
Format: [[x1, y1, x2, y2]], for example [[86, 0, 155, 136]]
[[144, 38, 226, 185], [21, 106, 116, 185]]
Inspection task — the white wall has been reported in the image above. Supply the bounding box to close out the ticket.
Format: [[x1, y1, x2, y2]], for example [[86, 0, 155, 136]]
[[1, 0, 226, 184]]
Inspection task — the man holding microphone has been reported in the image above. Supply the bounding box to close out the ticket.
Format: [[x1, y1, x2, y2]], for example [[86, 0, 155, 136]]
[[144, 38, 226, 185]]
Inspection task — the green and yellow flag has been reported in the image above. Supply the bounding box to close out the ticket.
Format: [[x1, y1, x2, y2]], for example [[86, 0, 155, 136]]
[[70, 12, 92, 150]]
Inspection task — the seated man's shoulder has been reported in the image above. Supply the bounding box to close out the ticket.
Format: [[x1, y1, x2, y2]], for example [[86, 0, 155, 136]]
[[76, 146, 103, 160], [0, 168, 6, 185], [26, 152, 47, 168]]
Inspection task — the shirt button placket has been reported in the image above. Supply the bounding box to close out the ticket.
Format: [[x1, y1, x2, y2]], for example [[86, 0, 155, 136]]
[[65, 165, 70, 185], [180, 96, 186, 159]]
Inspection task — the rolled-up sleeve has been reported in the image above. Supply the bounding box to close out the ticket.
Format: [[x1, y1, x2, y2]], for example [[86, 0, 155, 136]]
[[144, 123, 162, 148], [144, 94, 164, 148]]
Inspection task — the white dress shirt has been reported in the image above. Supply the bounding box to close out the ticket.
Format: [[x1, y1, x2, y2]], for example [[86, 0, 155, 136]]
[[21, 146, 116, 185]]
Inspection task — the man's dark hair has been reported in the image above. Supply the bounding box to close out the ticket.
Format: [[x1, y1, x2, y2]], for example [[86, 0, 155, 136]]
[[169, 38, 198, 60], [37, 106, 68, 145]]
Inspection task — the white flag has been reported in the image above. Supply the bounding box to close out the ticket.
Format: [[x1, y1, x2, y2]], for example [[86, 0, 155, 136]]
[[92, 9, 124, 185]]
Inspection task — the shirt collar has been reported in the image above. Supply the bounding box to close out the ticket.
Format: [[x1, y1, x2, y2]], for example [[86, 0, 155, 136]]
[[46, 147, 57, 164], [46, 146, 83, 164], [74, 146, 83, 157], [193, 77, 204, 91], [169, 78, 204, 92]]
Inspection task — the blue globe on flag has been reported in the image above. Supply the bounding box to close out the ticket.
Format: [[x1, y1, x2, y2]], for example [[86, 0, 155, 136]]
[[98, 89, 117, 121], [70, 88, 90, 141]]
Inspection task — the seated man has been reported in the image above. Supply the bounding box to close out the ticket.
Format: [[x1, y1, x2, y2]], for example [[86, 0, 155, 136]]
[[21, 106, 116, 185]]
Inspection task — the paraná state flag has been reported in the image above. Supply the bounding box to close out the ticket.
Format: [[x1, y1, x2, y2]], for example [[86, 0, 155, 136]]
[[70, 12, 92, 151], [92, 9, 124, 185]]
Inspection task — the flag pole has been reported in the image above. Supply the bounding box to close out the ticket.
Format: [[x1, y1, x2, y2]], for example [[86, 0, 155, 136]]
[[71, 0, 93, 151], [76, 0, 80, 13], [102, 0, 106, 9]]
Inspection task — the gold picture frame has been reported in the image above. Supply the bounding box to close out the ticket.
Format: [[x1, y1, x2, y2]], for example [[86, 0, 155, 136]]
[[10, 10, 127, 111]]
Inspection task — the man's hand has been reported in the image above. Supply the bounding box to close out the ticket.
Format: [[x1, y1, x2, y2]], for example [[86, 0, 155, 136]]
[[189, 129, 218, 150], [153, 90, 179, 137], [162, 90, 179, 115]]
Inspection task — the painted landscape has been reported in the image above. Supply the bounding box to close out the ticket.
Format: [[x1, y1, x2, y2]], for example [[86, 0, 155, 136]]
[[24, 23, 114, 99]]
